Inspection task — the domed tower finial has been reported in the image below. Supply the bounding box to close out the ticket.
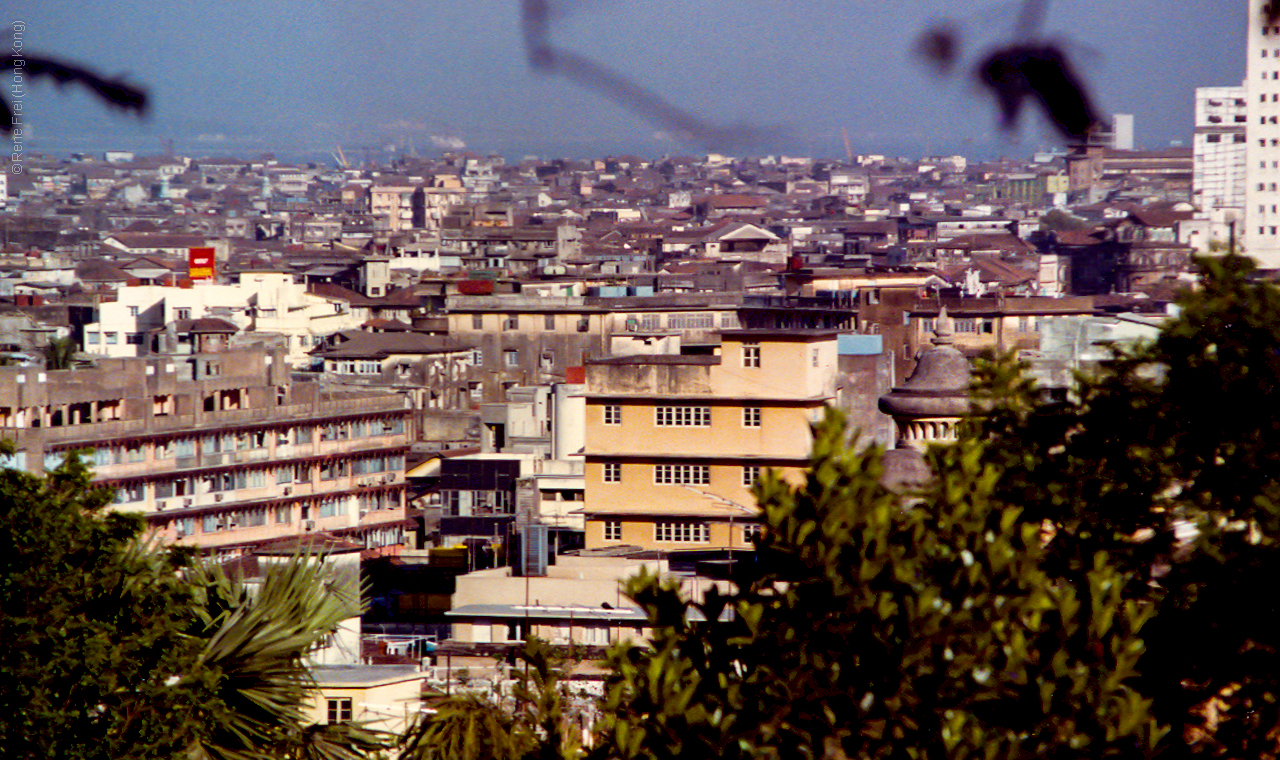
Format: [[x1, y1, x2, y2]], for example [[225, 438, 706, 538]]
[[933, 306, 955, 346]]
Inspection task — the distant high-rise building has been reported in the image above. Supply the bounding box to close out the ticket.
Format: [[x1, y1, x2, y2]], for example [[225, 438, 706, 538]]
[[1246, 0, 1280, 267], [1194, 86, 1247, 233], [1112, 114, 1135, 150]]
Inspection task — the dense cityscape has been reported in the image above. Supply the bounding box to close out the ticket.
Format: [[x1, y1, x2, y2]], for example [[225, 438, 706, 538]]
[[3, 3, 1275, 757]]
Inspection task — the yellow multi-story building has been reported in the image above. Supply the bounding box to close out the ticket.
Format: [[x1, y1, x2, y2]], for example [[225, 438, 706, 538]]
[[580, 329, 841, 552]]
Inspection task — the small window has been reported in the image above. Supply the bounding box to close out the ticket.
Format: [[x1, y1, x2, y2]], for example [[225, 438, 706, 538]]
[[604, 405, 621, 425], [504, 350, 519, 367], [503, 314, 518, 330], [175, 308, 191, 320], [471, 314, 483, 329], [604, 520, 622, 541], [128, 305, 139, 317], [327, 698, 353, 724], [742, 407, 762, 428], [1207, 134, 1221, 143], [743, 523, 762, 543], [742, 343, 761, 368], [603, 462, 621, 483], [742, 465, 760, 487], [543, 314, 555, 330]]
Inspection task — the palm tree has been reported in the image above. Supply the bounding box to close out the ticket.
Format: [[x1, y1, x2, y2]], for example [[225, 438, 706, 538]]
[[184, 557, 391, 760], [400, 692, 527, 760], [43, 337, 78, 370], [398, 638, 579, 760]]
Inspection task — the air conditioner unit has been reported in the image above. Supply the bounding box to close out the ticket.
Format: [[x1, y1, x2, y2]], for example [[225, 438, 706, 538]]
[[283, 486, 293, 495], [304, 520, 316, 531], [214, 493, 224, 502], [183, 498, 194, 507]]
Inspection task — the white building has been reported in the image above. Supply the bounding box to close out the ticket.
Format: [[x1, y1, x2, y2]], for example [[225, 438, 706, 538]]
[[82, 272, 367, 365], [1112, 114, 1135, 151], [1194, 85, 1248, 248], [1247, 0, 1280, 266]]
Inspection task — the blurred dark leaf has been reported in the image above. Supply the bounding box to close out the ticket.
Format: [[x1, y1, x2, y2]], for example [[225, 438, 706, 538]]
[[976, 44, 1103, 143], [914, 24, 960, 75], [1, 54, 147, 134]]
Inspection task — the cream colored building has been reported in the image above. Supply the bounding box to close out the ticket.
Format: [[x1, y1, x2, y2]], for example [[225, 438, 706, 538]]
[[580, 329, 840, 551], [306, 665, 427, 737], [446, 556, 728, 645]]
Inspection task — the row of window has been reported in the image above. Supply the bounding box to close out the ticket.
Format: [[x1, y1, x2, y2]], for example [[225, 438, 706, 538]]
[[476, 312, 744, 332], [170, 493, 399, 538], [655, 405, 712, 427], [328, 360, 385, 375], [605, 404, 764, 428], [620, 313, 741, 330], [653, 464, 711, 485], [82, 421, 405, 467], [477, 313, 560, 331], [1203, 134, 1246, 144], [111, 457, 405, 503], [600, 520, 762, 544], [86, 331, 145, 345], [173, 505, 290, 537], [655, 521, 710, 543], [604, 463, 760, 487]]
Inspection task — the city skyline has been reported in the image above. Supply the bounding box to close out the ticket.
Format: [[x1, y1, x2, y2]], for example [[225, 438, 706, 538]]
[[12, 1, 1247, 161]]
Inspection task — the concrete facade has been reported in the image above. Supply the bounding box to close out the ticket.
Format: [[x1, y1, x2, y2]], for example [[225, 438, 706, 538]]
[[0, 346, 413, 556], [1248, 0, 1280, 266]]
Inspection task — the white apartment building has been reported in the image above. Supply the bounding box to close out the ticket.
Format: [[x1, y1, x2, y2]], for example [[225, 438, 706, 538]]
[[1247, 0, 1280, 266], [82, 272, 367, 365], [1194, 85, 1247, 245]]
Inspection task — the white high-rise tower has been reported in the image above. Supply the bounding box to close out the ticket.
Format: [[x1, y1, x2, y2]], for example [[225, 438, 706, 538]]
[[1246, 0, 1280, 266], [1195, 86, 1247, 243]]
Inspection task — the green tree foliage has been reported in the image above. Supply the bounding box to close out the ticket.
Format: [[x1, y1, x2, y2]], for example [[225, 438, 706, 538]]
[[0, 451, 202, 758], [0, 449, 389, 759], [592, 414, 1163, 760], [1039, 209, 1089, 233], [971, 254, 1280, 756], [43, 336, 79, 370], [400, 638, 580, 760], [185, 557, 379, 760], [585, 255, 1280, 759]]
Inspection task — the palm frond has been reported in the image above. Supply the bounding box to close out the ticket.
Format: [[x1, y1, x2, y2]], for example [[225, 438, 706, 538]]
[[187, 555, 365, 760]]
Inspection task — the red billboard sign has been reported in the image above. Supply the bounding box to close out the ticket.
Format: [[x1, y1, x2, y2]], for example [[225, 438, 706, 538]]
[[189, 247, 216, 281]]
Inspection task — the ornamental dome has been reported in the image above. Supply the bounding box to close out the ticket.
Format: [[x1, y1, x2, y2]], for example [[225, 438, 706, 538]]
[[878, 307, 972, 451]]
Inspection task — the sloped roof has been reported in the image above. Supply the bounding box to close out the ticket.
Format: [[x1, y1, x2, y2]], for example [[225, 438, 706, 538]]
[[314, 331, 471, 359], [173, 317, 239, 333], [74, 259, 132, 282]]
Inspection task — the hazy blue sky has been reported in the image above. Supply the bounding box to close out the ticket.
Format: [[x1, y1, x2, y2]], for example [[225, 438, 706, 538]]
[[10, 1, 1247, 161]]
